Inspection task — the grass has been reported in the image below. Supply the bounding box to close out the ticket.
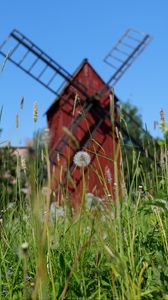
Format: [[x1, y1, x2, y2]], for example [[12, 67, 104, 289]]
[[0, 133, 168, 300], [0, 76, 168, 299]]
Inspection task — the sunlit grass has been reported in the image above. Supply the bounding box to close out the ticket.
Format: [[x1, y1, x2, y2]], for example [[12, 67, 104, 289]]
[[0, 66, 168, 298], [0, 132, 168, 300]]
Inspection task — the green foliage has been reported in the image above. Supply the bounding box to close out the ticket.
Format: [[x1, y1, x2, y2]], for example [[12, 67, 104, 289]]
[[120, 101, 143, 145], [0, 146, 24, 209], [27, 129, 47, 191], [120, 101, 160, 188], [0, 102, 168, 299], [0, 140, 168, 299]]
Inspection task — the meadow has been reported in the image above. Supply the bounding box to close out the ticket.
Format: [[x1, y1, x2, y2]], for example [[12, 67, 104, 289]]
[[0, 114, 168, 300]]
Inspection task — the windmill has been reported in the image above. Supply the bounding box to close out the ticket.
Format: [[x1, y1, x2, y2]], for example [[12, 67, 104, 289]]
[[0, 28, 152, 206]]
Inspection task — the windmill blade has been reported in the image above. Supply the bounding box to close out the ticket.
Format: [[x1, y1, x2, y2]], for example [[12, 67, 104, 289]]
[[0, 29, 88, 97], [104, 28, 152, 87]]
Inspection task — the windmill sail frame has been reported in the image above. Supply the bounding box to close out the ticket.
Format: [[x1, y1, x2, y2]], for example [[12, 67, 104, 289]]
[[0, 28, 154, 164], [0, 29, 88, 98], [104, 28, 152, 87]]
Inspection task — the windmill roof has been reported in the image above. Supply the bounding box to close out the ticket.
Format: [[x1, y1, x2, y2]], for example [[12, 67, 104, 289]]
[[45, 59, 116, 115]]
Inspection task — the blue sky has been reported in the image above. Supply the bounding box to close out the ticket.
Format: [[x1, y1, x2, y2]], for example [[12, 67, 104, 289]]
[[0, 0, 168, 146]]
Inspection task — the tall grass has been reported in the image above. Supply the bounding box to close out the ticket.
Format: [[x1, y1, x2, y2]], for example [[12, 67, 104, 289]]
[[0, 92, 168, 299], [0, 130, 168, 300]]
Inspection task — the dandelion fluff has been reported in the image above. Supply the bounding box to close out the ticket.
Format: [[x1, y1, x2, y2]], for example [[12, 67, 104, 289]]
[[21, 242, 29, 250], [20, 242, 29, 257], [73, 151, 91, 167]]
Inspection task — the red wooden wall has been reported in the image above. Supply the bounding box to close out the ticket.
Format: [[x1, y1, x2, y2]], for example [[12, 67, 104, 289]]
[[46, 60, 120, 207]]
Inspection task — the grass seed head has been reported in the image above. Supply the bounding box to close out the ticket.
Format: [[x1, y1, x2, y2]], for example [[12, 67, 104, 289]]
[[160, 108, 165, 122], [105, 166, 112, 184], [16, 112, 19, 128], [20, 96, 24, 110], [21, 156, 26, 174], [33, 101, 38, 123], [42, 128, 50, 144]]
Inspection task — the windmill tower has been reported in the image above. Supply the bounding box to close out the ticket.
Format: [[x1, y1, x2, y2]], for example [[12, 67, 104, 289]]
[[0, 28, 152, 207]]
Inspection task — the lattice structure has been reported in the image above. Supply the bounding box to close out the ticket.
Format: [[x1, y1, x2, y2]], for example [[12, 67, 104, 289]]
[[0, 29, 87, 97], [104, 28, 152, 87]]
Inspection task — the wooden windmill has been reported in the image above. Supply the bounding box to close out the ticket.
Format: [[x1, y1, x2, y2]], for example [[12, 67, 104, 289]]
[[0, 28, 152, 207]]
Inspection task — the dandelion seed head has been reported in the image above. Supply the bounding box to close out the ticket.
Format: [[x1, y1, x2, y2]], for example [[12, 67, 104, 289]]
[[20, 242, 29, 257], [85, 193, 103, 210], [23, 214, 29, 222], [7, 202, 15, 210], [30, 282, 35, 288], [21, 242, 29, 250], [21, 187, 31, 196], [73, 151, 91, 167], [49, 202, 65, 221]]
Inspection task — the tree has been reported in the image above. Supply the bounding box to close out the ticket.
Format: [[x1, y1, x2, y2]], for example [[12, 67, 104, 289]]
[[119, 101, 158, 186]]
